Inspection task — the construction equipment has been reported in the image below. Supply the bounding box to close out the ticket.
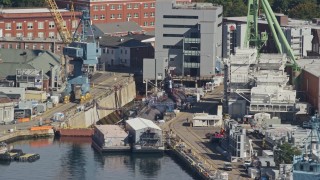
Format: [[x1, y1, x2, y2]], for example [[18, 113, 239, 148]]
[[46, 0, 101, 103], [45, 0, 72, 44], [244, 0, 301, 84], [63, 10, 101, 103]]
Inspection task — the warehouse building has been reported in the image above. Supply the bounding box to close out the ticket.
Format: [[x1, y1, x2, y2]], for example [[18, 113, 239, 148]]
[[125, 117, 164, 152], [92, 125, 130, 152], [0, 93, 15, 125]]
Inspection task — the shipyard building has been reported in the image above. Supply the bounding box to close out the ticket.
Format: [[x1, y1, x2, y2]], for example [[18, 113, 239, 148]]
[[144, 0, 223, 81]]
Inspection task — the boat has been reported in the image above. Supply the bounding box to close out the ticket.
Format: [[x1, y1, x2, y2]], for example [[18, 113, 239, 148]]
[[0, 142, 8, 154]]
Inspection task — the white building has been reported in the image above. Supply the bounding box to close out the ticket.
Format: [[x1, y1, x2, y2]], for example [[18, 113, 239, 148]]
[[92, 125, 129, 152], [192, 105, 223, 127], [0, 97, 15, 124], [126, 117, 162, 148]]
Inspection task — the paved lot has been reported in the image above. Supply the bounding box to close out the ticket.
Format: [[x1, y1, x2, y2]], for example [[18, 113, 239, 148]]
[[0, 72, 131, 136], [165, 85, 251, 179]]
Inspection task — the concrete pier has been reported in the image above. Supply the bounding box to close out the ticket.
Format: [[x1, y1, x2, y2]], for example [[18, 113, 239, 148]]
[[0, 129, 54, 143]]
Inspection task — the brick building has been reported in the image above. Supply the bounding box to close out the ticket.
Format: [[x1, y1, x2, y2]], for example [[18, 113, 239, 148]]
[[56, 0, 156, 31], [0, 8, 81, 54], [0, 8, 81, 39]]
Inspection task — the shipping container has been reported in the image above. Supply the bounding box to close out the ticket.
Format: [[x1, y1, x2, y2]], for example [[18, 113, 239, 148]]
[[17, 118, 30, 123], [25, 90, 47, 102], [30, 126, 53, 131]]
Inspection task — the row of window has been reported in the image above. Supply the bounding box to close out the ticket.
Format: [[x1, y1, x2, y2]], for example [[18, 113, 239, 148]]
[[92, 12, 155, 20], [0, 43, 61, 51], [4, 21, 78, 30], [93, 3, 155, 11], [103, 49, 127, 54], [4, 32, 56, 38]]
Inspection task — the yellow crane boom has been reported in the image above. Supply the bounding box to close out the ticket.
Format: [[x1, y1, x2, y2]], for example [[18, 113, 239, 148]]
[[45, 0, 72, 44]]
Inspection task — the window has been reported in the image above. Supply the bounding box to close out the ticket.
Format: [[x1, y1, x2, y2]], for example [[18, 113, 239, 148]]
[[144, 13, 148, 18], [134, 13, 139, 18], [103, 49, 106, 53], [127, 4, 131, 9], [38, 32, 44, 38], [38, 22, 44, 29], [16, 22, 22, 30], [49, 21, 55, 29], [32, 44, 37, 49], [16, 44, 21, 49], [62, 21, 66, 27], [94, 5, 98, 11], [134, 4, 139, 9], [163, 45, 182, 49], [118, 14, 122, 19], [5, 33, 11, 37], [144, 3, 148, 8], [0, 44, 4, 48], [72, 20, 77, 28], [125, 50, 127, 54], [100, 15, 105, 20], [110, 14, 115, 19], [143, 22, 148, 26], [118, 5, 122, 10], [162, 34, 183, 37], [16, 33, 22, 37], [8, 44, 12, 49], [110, 5, 115, 10], [163, 15, 198, 19], [101, 6, 105, 10], [121, 49, 123, 54], [27, 32, 33, 38], [151, 3, 155, 8], [27, 22, 33, 29], [127, 13, 132, 18], [163, 24, 197, 28], [150, 21, 154, 26], [5, 23, 11, 30], [40, 44, 44, 50], [25, 44, 29, 49], [107, 49, 109, 54], [49, 32, 55, 38], [150, 12, 155, 17], [57, 45, 61, 51], [94, 15, 98, 20]]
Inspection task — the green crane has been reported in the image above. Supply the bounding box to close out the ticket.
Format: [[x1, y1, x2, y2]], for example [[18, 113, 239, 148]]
[[244, 0, 301, 73]]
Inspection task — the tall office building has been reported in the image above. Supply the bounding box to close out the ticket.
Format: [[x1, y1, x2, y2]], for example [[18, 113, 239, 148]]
[[151, 0, 222, 80]]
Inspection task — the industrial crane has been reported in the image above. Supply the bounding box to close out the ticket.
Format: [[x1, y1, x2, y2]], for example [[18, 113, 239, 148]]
[[46, 0, 101, 103], [244, 0, 301, 84]]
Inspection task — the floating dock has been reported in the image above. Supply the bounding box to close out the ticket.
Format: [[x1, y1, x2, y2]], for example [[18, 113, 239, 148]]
[[55, 128, 94, 137]]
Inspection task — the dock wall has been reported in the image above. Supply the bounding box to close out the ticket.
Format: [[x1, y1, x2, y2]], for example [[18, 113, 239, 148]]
[[0, 129, 54, 143], [65, 78, 136, 128]]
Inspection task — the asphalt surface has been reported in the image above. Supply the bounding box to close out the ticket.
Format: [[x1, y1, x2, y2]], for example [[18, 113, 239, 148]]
[[0, 72, 131, 136], [165, 85, 251, 179]]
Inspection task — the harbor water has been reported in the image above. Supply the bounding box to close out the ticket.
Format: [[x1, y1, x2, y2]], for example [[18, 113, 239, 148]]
[[0, 137, 198, 180]]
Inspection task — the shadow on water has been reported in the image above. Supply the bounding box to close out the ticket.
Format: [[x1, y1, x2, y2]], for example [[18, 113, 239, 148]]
[[55, 137, 88, 180]]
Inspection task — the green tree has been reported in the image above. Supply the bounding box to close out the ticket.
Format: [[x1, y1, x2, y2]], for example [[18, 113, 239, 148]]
[[207, 0, 247, 17], [288, 2, 320, 20], [0, 0, 12, 7], [277, 142, 301, 164]]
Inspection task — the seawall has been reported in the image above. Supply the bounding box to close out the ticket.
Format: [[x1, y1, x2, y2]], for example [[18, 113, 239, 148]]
[[0, 129, 54, 143], [62, 77, 136, 128]]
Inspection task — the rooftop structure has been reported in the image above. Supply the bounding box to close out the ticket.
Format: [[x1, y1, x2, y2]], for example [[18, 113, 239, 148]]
[[126, 117, 161, 131], [93, 21, 144, 37], [225, 48, 297, 119], [92, 125, 129, 152]]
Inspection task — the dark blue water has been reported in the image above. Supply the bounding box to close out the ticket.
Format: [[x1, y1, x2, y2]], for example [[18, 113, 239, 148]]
[[0, 138, 197, 180]]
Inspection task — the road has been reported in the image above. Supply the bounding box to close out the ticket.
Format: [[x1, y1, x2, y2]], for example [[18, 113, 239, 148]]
[[165, 85, 250, 179], [0, 72, 131, 136]]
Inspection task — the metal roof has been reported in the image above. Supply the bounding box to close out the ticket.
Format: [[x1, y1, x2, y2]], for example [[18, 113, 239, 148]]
[[126, 117, 161, 131], [99, 34, 153, 47], [0, 49, 60, 79], [93, 21, 143, 35], [95, 125, 128, 138], [296, 58, 320, 77], [0, 8, 69, 14]]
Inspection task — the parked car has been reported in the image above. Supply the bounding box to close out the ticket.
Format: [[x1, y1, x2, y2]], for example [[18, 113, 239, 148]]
[[223, 162, 232, 171]]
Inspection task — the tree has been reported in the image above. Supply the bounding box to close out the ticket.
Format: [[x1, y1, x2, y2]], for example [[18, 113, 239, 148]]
[[0, 0, 12, 7], [288, 2, 320, 20], [207, 0, 247, 17], [276, 142, 301, 164]]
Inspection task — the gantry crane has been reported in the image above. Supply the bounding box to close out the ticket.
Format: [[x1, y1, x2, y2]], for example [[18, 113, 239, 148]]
[[244, 0, 301, 84], [46, 0, 101, 103]]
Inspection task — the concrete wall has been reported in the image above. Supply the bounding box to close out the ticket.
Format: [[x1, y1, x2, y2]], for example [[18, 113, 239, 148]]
[[66, 79, 136, 128], [301, 70, 319, 112], [0, 102, 15, 123]]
